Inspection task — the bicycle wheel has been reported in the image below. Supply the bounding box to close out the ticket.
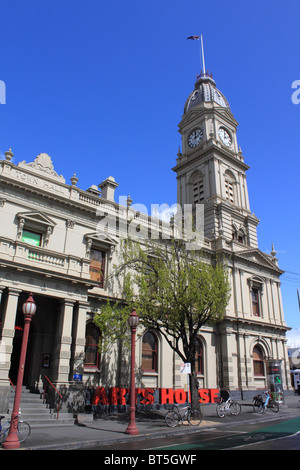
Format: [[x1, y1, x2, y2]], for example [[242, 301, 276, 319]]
[[268, 400, 279, 413], [230, 401, 241, 416], [17, 421, 31, 443], [0, 423, 10, 444], [253, 399, 263, 413], [216, 404, 225, 418], [188, 409, 202, 426], [165, 411, 180, 427]]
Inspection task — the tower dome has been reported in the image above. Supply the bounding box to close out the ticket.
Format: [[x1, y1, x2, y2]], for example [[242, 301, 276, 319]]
[[184, 73, 231, 114]]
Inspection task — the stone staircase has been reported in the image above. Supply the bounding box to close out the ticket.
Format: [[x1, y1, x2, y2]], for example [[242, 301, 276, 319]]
[[6, 386, 75, 427]]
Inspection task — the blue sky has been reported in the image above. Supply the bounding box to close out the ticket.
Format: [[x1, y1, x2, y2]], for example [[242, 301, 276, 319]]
[[0, 0, 299, 342]]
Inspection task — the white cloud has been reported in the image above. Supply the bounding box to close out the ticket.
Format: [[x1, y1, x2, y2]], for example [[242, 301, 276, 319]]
[[287, 328, 300, 348]]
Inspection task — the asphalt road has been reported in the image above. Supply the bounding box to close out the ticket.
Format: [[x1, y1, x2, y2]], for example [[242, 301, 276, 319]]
[[81, 415, 300, 451]]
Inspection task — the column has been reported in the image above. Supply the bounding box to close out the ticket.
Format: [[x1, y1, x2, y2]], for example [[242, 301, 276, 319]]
[[54, 299, 75, 384], [71, 301, 89, 377], [0, 288, 21, 385]]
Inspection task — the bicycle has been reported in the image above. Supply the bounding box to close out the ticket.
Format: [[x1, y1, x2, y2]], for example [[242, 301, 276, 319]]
[[252, 389, 279, 413], [216, 390, 241, 418], [165, 403, 203, 427], [0, 414, 31, 445]]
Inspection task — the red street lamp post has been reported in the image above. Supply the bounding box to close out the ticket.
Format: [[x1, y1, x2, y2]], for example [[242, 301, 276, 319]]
[[125, 309, 139, 435], [3, 293, 37, 450]]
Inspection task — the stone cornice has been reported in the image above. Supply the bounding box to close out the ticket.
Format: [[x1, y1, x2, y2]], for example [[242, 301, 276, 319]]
[[0, 160, 121, 216], [172, 142, 250, 174], [220, 315, 290, 333]]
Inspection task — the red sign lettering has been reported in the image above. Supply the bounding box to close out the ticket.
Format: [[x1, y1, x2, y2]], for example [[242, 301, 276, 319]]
[[174, 389, 187, 404], [92, 387, 219, 406], [92, 386, 109, 405], [209, 389, 219, 403], [109, 387, 126, 405], [160, 388, 174, 404], [140, 388, 155, 405], [198, 389, 210, 403]]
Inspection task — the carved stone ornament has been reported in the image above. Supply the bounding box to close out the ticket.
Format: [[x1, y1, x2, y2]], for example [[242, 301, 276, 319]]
[[18, 153, 65, 182]]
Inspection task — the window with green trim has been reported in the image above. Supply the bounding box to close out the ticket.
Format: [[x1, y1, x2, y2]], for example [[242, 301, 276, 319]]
[[21, 230, 42, 247]]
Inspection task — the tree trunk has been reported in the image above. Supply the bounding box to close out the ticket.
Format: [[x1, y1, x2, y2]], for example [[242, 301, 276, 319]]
[[189, 371, 200, 410]]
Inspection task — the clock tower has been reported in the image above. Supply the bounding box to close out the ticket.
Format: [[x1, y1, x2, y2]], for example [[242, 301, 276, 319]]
[[171, 71, 290, 394], [173, 72, 259, 248]]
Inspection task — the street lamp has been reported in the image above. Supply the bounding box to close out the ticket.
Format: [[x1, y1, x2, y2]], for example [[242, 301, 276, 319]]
[[3, 293, 36, 450], [125, 309, 139, 435]]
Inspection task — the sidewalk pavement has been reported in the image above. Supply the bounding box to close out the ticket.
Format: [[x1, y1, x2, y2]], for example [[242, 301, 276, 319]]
[[3, 394, 300, 451]]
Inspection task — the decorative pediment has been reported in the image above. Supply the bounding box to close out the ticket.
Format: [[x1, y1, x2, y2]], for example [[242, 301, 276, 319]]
[[235, 248, 282, 272], [178, 108, 206, 130], [17, 211, 56, 228], [85, 232, 117, 245], [84, 232, 118, 258], [213, 106, 238, 125], [16, 211, 56, 246]]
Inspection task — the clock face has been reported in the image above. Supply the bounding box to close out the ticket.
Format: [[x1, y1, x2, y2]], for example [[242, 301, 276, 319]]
[[188, 128, 203, 148], [218, 127, 232, 147]]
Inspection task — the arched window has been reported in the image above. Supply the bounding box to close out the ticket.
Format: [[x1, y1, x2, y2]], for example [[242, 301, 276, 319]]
[[84, 323, 100, 368], [237, 230, 246, 244], [232, 226, 246, 245], [142, 331, 158, 372], [195, 338, 204, 375], [253, 345, 265, 376]]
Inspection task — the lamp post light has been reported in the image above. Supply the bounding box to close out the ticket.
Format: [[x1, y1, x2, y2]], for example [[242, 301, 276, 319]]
[[3, 293, 36, 450], [125, 309, 139, 435]]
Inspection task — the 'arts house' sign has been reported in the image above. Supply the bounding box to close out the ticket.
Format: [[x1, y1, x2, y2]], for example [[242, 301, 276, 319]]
[[90, 387, 219, 411]]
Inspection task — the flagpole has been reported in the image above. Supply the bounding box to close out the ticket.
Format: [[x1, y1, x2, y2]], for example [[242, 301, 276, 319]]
[[200, 34, 206, 75]]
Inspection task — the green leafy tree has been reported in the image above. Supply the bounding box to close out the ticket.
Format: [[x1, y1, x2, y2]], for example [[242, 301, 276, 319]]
[[99, 237, 230, 409]]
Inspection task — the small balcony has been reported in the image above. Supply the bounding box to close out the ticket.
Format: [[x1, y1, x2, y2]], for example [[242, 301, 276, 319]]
[[0, 236, 91, 281]]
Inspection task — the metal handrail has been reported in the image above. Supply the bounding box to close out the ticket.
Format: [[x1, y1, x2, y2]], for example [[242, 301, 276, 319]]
[[9, 378, 16, 390], [43, 375, 63, 419]]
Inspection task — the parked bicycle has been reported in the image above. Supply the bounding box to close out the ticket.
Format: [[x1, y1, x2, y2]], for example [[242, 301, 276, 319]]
[[252, 389, 279, 413], [165, 403, 203, 427], [0, 414, 31, 445], [216, 390, 241, 418]]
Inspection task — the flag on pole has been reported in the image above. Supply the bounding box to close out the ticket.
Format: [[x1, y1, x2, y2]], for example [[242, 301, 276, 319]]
[[187, 35, 200, 40]]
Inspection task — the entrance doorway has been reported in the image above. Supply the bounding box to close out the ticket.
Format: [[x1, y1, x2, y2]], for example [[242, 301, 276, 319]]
[[9, 294, 60, 389]]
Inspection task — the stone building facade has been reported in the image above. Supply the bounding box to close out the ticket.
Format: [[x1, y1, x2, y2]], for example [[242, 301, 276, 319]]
[[0, 72, 291, 413]]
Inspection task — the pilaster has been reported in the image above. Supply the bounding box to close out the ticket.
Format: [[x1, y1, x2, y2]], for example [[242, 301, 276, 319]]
[[71, 301, 89, 377], [54, 299, 75, 384], [0, 288, 22, 385]]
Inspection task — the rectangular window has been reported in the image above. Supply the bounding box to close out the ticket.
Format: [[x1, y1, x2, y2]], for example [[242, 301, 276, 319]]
[[253, 360, 264, 376], [252, 288, 260, 316], [142, 332, 158, 372], [21, 230, 42, 247], [84, 324, 100, 368], [84, 344, 99, 367], [89, 248, 106, 287]]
